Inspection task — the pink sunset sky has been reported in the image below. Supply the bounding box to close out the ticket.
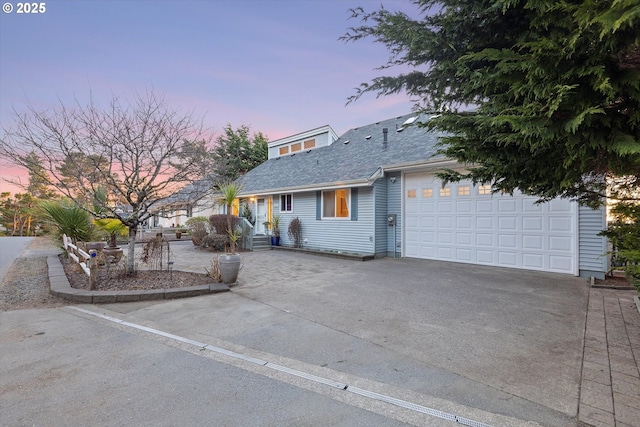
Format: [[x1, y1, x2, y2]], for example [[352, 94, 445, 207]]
[[0, 0, 419, 194]]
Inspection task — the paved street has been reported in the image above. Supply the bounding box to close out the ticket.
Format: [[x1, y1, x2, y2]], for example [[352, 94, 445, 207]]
[[1, 239, 639, 426]]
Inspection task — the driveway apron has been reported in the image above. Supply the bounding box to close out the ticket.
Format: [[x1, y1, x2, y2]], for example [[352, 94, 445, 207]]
[[108, 243, 589, 426]]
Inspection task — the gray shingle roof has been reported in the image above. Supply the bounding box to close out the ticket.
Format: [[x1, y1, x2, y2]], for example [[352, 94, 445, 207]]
[[153, 174, 218, 209], [237, 113, 445, 194]]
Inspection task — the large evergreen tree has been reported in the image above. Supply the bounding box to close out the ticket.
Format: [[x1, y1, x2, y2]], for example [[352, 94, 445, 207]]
[[211, 124, 268, 182], [342, 0, 640, 206]]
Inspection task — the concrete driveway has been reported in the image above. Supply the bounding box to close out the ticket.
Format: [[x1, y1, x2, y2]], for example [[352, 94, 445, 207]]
[[2, 242, 590, 426], [118, 243, 588, 425]]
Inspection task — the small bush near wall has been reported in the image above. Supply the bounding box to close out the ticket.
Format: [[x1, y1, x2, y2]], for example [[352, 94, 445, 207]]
[[288, 217, 302, 248], [209, 214, 239, 234]]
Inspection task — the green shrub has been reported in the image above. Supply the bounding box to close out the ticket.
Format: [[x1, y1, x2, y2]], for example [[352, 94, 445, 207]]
[[209, 214, 238, 235], [600, 202, 640, 291], [39, 200, 96, 243]]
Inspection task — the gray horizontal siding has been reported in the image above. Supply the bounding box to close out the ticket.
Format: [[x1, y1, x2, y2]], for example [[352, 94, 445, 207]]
[[278, 188, 375, 255], [578, 205, 607, 279], [374, 178, 388, 256], [387, 172, 402, 256]]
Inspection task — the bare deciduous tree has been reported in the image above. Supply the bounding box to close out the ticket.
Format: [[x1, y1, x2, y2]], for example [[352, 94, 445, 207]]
[[0, 90, 211, 273]]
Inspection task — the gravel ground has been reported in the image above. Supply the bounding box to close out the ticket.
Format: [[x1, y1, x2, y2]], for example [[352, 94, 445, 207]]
[[0, 238, 68, 311]]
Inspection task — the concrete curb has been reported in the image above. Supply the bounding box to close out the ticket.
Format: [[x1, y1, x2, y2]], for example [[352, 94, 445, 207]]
[[635, 295, 640, 314], [271, 245, 375, 261], [47, 255, 229, 303]]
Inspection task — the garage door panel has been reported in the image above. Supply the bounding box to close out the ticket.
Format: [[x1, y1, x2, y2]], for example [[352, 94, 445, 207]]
[[476, 250, 494, 263], [550, 199, 572, 212], [499, 216, 517, 230], [404, 172, 577, 274], [523, 235, 543, 250], [476, 200, 493, 212], [456, 248, 473, 261], [498, 199, 517, 212], [476, 217, 494, 230], [499, 234, 517, 248], [457, 216, 472, 229], [523, 201, 543, 212], [549, 235, 572, 251], [498, 251, 518, 266], [438, 201, 453, 212], [476, 233, 494, 246], [550, 256, 573, 271], [420, 202, 436, 213], [456, 201, 472, 212], [438, 217, 453, 228], [550, 217, 572, 232], [456, 232, 472, 245], [438, 232, 452, 244], [437, 247, 453, 259], [523, 217, 543, 231], [523, 254, 544, 268], [420, 216, 435, 228]]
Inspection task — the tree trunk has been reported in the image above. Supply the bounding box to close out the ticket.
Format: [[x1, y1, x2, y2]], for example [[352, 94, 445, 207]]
[[127, 227, 136, 274]]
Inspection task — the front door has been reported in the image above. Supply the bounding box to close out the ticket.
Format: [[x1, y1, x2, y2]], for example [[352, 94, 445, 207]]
[[256, 199, 266, 234]]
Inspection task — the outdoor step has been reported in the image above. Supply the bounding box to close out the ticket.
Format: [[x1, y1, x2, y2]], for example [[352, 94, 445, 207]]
[[252, 235, 272, 251]]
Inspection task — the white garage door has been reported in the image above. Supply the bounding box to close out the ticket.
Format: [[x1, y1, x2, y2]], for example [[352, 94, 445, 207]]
[[404, 172, 577, 274]]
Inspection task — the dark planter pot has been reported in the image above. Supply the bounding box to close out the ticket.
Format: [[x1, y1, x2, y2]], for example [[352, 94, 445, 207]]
[[86, 242, 106, 252], [219, 253, 241, 284], [176, 232, 182, 239], [270, 236, 280, 246]]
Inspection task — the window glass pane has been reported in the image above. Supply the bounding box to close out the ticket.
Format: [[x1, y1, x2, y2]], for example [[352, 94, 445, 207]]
[[304, 139, 316, 149], [407, 189, 417, 198], [323, 191, 335, 217], [478, 185, 491, 195], [458, 186, 470, 196], [280, 194, 292, 212], [291, 142, 302, 152], [336, 189, 349, 217], [439, 188, 450, 197], [279, 146, 289, 155], [422, 188, 433, 198]]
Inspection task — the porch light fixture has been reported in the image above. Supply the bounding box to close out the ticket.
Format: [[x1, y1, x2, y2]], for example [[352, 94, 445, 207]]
[[389, 177, 396, 183]]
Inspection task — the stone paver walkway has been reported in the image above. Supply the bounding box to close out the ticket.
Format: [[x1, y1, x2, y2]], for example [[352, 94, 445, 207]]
[[579, 288, 640, 427]]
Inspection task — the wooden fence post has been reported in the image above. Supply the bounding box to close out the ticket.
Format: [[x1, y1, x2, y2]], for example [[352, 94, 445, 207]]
[[88, 249, 97, 290]]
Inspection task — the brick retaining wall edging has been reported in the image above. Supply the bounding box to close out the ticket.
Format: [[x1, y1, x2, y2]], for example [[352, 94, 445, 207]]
[[47, 255, 229, 303]]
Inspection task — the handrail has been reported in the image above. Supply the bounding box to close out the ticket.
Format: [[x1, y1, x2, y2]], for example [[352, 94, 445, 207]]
[[238, 217, 254, 251]]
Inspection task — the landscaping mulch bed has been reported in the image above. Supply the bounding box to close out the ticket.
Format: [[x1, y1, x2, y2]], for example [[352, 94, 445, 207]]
[[60, 255, 214, 292], [593, 273, 636, 290]]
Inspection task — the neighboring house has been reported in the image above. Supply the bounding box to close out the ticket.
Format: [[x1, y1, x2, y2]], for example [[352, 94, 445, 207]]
[[150, 175, 222, 228], [236, 113, 608, 279]]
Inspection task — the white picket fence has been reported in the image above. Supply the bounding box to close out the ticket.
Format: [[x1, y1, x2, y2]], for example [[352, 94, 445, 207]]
[[62, 234, 92, 277]]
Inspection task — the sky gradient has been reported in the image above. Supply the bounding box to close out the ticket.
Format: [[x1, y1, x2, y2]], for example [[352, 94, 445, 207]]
[[0, 0, 418, 194]]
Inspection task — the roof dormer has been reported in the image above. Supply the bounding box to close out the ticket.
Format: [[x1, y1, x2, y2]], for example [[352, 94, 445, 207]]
[[268, 125, 338, 159]]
